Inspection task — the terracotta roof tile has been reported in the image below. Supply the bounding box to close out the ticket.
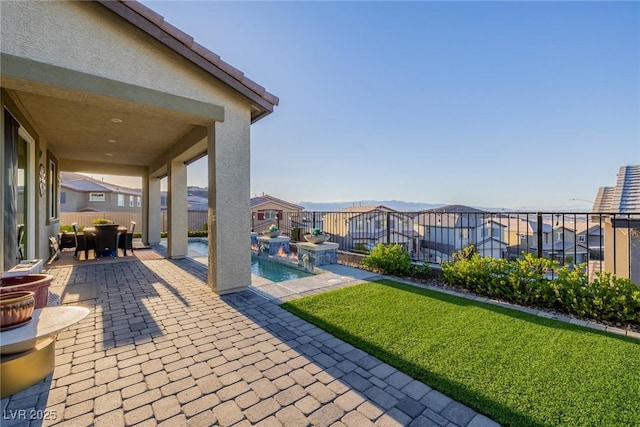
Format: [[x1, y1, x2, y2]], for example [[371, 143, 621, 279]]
[[192, 41, 221, 65], [106, 0, 279, 119], [121, 0, 164, 25], [160, 21, 195, 47]]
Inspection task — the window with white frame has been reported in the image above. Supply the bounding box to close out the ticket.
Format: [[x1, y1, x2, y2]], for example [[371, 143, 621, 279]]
[[556, 231, 564, 241], [137, 196, 141, 207], [520, 233, 527, 240], [89, 193, 105, 202], [356, 220, 364, 230], [578, 235, 585, 242], [460, 229, 469, 239], [117, 194, 124, 206], [129, 195, 134, 207], [264, 210, 277, 219]]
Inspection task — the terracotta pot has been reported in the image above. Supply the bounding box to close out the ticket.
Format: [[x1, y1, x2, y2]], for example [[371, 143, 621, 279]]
[[1, 274, 53, 309], [0, 291, 35, 329]]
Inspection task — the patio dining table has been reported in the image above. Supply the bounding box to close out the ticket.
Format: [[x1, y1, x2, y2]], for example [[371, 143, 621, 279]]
[[79, 225, 129, 259]]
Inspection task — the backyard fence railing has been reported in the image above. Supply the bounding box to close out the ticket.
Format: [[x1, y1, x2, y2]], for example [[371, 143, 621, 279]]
[[255, 210, 638, 283], [61, 209, 638, 283]]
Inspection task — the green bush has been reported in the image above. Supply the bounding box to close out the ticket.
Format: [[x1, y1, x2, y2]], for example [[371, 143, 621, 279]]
[[409, 262, 432, 280], [59, 224, 74, 233], [188, 231, 208, 237], [362, 244, 412, 276], [443, 250, 640, 325]]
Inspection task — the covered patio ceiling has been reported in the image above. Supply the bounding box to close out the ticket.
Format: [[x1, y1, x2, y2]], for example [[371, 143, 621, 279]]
[[2, 54, 224, 178]]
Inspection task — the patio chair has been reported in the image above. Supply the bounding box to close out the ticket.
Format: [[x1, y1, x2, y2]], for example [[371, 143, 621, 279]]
[[118, 221, 135, 256], [94, 225, 119, 258], [17, 224, 25, 261], [71, 222, 95, 259]]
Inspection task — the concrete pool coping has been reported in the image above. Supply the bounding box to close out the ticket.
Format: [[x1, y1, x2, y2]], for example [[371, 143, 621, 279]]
[[189, 255, 381, 303]]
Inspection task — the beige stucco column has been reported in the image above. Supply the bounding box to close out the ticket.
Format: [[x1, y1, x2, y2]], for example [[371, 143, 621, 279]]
[[143, 174, 162, 246], [207, 121, 251, 294], [167, 160, 188, 258]]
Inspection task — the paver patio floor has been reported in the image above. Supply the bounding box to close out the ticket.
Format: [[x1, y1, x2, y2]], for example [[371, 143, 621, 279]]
[[1, 254, 498, 427]]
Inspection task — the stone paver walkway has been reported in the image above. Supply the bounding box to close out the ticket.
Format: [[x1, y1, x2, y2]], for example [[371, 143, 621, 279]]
[[1, 255, 499, 427]]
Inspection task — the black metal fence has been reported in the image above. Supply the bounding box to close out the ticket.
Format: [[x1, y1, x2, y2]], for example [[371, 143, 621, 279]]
[[253, 210, 639, 282]]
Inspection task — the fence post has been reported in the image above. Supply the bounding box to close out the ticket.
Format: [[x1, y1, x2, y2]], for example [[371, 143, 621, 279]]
[[386, 212, 391, 244], [313, 212, 316, 229], [536, 212, 543, 258]]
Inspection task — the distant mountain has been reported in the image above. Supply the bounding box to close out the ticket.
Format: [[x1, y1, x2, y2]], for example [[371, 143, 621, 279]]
[[298, 200, 445, 212]]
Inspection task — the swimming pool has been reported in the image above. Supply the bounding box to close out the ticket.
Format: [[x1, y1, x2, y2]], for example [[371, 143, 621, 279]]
[[250, 255, 313, 282], [187, 239, 312, 283]]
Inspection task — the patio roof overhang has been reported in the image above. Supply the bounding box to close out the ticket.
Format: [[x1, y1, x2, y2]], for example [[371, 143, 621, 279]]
[[2, 53, 223, 177]]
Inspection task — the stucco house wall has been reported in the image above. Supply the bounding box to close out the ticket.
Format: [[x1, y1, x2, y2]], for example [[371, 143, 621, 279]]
[[1, 1, 274, 290]]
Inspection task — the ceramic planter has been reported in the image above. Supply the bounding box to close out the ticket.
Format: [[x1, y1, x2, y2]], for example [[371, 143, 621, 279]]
[[304, 234, 330, 244], [0, 274, 53, 309], [0, 291, 35, 330]]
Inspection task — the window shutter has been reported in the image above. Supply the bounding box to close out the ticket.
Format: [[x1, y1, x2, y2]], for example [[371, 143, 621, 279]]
[[277, 210, 283, 220], [257, 211, 264, 220]]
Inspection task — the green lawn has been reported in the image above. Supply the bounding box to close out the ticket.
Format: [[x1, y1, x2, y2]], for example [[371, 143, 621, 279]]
[[281, 280, 640, 427]]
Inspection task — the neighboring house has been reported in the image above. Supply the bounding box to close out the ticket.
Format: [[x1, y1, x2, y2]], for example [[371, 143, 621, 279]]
[[250, 194, 304, 236], [414, 205, 506, 262], [499, 216, 598, 265], [323, 205, 419, 253], [60, 172, 141, 213], [592, 165, 640, 284], [1, 1, 278, 294]]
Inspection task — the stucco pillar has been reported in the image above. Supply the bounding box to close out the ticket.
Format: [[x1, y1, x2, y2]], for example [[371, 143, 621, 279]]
[[207, 120, 251, 294], [167, 160, 187, 258], [143, 174, 161, 246]]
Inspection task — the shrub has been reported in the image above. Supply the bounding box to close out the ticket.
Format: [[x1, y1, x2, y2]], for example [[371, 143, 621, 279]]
[[59, 224, 74, 233], [552, 268, 640, 323], [443, 250, 640, 325], [362, 244, 412, 276], [410, 262, 432, 280], [188, 231, 208, 237]]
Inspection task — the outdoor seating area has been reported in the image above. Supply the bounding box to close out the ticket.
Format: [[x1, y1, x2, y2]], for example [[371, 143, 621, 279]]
[[60, 222, 136, 261]]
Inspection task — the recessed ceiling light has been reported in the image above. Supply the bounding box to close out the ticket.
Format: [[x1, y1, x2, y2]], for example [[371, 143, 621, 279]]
[[108, 139, 116, 143], [110, 118, 123, 123], [105, 153, 113, 156]]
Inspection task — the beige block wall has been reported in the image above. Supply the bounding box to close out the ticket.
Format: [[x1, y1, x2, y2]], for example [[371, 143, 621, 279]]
[[603, 222, 631, 280]]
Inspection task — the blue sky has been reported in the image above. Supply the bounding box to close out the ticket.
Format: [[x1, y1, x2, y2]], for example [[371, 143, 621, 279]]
[[137, 0, 639, 210]]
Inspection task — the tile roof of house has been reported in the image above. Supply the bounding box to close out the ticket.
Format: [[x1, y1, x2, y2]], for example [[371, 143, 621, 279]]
[[421, 204, 485, 213], [338, 205, 397, 213], [60, 172, 141, 195], [593, 165, 640, 213], [250, 194, 304, 210], [98, 1, 279, 122]]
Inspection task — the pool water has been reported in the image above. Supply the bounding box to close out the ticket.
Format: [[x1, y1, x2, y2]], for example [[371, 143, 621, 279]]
[[251, 255, 313, 282], [187, 240, 312, 282]]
